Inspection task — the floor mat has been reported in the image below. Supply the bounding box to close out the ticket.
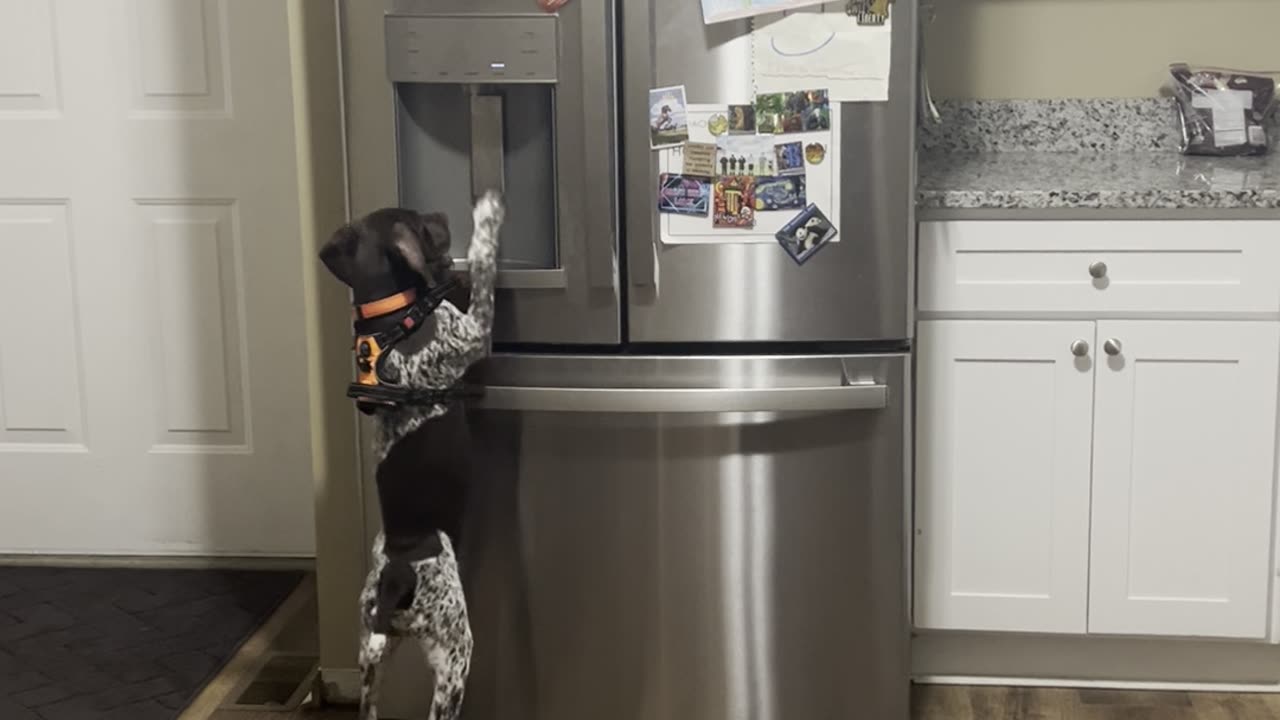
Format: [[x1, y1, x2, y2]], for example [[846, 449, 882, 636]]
[[0, 566, 303, 720]]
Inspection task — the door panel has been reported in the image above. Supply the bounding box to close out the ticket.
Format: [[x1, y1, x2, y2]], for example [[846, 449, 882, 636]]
[[622, 0, 916, 343], [343, 0, 622, 345], [0, 0, 313, 554], [1089, 320, 1279, 639], [376, 353, 908, 720], [915, 320, 1095, 634]]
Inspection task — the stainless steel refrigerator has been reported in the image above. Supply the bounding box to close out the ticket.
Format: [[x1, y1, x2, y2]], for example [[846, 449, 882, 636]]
[[340, 1, 916, 717]]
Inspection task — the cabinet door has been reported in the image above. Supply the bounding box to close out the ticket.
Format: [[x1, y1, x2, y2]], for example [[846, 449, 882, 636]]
[[915, 321, 1096, 633], [1089, 321, 1280, 639]]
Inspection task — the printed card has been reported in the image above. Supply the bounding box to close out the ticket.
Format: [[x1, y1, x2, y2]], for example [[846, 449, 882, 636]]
[[776, 203, 837, 265], [658, 173, 711, 217], [775, 141, 805, 176], [713, 176, 756, 229], [649, 85, 690, 149], [681, 142, 717, 176], [757, 89, 831, 135], [728, 104, 757, 134], [754, 176, 807, 211]]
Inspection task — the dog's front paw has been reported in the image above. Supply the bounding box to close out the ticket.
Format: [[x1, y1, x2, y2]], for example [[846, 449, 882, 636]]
[[473, 191, 505, 228]]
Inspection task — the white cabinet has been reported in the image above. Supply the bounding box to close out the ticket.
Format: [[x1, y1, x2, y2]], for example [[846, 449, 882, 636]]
[[1088, 321, 1280, 639], [915, 321, 1095, 634], [914, 220, 1280, 642]]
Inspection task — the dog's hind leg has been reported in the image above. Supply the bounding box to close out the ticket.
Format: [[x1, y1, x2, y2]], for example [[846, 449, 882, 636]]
[[420, 629, 472, 720], [359, 629, 400, 720]]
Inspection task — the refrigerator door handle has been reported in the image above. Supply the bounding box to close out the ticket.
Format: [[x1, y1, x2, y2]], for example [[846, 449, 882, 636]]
[[472, 384, 888, 413]]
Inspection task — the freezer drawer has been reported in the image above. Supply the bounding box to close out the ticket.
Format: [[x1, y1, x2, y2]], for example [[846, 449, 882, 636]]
[[376, 353, 910, 720]]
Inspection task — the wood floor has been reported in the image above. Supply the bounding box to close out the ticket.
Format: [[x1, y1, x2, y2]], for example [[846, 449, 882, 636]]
[[185, 577, 1280, 719], [914, 684, 1280, 720]]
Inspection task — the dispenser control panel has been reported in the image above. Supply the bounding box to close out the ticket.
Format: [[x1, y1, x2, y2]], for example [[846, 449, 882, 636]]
[[385, 14, 559, 84]]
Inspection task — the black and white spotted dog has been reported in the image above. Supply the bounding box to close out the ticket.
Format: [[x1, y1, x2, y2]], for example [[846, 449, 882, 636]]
[[319, 192, 504, 720]]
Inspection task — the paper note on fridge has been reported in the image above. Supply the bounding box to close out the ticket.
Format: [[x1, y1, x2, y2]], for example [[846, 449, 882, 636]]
[[751, 9, 892, 102], [700, 0, 829, 24]]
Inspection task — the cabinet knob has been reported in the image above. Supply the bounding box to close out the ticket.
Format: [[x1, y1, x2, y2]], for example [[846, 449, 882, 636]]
[[1103, 338, 1123, 356], [1070, 339, 1090, 357], [1089, 261, 1108, 279]]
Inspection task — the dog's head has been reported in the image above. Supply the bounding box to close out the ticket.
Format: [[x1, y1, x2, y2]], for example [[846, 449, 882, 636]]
[[319, 208, 453, 304]]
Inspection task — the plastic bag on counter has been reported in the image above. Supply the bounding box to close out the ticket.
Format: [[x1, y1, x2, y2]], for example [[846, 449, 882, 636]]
[[1169, 63, 1277, 157]]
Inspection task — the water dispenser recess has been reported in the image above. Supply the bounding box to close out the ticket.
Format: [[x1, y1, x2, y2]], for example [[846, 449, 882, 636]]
[[389, 14, 560, 272]]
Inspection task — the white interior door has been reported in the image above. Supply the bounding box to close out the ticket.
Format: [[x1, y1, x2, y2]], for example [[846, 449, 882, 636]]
[[915, 320, 1095, 634], [1088, 320, 1279, 639], [0, 0, 314, 556]]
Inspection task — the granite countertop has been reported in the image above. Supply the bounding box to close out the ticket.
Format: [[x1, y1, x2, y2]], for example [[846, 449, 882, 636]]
[[918, 151, 1280, 211], [917, 99, 1280, 212]]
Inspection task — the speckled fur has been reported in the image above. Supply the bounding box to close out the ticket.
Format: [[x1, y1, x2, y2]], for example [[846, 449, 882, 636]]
[[359, 532, 473, 720], [372, 192, 503, 463], [357, 192, 503, 720]]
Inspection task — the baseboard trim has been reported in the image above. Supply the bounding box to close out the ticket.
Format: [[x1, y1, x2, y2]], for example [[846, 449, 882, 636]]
[[0, 554, 316, 571], [915, 675, 1280, 694], [913, 630, 1280, 689], [319, 667, 361, 706]]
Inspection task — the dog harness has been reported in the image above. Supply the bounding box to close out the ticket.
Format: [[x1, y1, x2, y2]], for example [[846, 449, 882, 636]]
[[347, 280, 476, 414]]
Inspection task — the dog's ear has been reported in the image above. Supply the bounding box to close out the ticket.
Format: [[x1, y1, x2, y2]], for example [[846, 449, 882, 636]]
[[388, 220, 430, 281], [319, 224, 359, 287], [420, 212, 451, 256]]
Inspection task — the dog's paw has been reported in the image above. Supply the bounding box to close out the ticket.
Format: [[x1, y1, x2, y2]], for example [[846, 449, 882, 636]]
[[473, 191, 505, 227]]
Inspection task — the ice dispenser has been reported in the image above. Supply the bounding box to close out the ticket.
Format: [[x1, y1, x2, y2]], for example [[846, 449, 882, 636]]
[[383, 3, 621, 344]]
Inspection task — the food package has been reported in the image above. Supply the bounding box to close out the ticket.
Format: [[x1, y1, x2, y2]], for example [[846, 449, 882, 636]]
[[1169, 63, 1277, 156]]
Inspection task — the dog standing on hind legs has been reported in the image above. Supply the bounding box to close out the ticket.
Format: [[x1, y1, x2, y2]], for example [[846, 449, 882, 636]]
[[319, 191, 505, 720]]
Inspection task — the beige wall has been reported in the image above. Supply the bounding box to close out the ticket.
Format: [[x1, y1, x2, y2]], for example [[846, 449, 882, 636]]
[[287, 0, 364, 677], [926, 0, 1280, 99]]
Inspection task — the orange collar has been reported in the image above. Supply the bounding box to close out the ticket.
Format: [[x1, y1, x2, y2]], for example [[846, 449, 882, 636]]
[[354, 289, 417, 321]]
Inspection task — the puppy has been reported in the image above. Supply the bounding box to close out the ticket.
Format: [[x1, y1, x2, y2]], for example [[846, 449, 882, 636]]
[[319, 192, 505, 720]]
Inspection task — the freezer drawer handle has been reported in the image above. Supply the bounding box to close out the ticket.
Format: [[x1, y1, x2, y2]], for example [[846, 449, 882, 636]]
[[472, 384, 888, 413]]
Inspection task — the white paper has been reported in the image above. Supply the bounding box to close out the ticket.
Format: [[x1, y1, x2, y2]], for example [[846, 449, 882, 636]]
[[1192, 89, 1252, 148], [658, 103, 840, 245], [701, 0, 830, 24], [751, 8, 892, 102]]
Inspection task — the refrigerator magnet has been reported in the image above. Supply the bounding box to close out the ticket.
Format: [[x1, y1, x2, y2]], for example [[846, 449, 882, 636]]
[[681, 142, 718, 177], [776, 203, 837, 265], [713, 176, 756, 229], [754, 176, 807, 211], [536, 0, 571, 10], [774, 141, 805, 176], [728, 104, 757, 134], [649, 86, 690, 149], [707, 113, 729, 137], [658, 174, 711, 217], [805, 142, 827, 165]]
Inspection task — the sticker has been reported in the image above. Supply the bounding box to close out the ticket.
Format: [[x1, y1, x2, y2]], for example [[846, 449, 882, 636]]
[[805, 142, 827, 165], [779, 89, 830, 133], [658, 173, 711, 217], [754, 176, 807, 211], [713, 176, 756, 229], [537, 0, 571, 10], [755, 93, 787, 134], [776, 203, 837, 265], [649, 86, 690, 149], [708, 113, 729, 136], [774, 141, 805, 176], [682, 142, 717, 176], [728, 104, 757, 134]]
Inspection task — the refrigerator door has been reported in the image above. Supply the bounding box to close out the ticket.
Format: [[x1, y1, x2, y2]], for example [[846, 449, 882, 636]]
[[622, 0, 917, 343], [376, 353, 909, 720], [346, 0, 621, 344]]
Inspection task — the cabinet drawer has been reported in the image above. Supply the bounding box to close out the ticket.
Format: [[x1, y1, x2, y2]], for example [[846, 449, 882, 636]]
[[919, 220, 1280, 315]]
